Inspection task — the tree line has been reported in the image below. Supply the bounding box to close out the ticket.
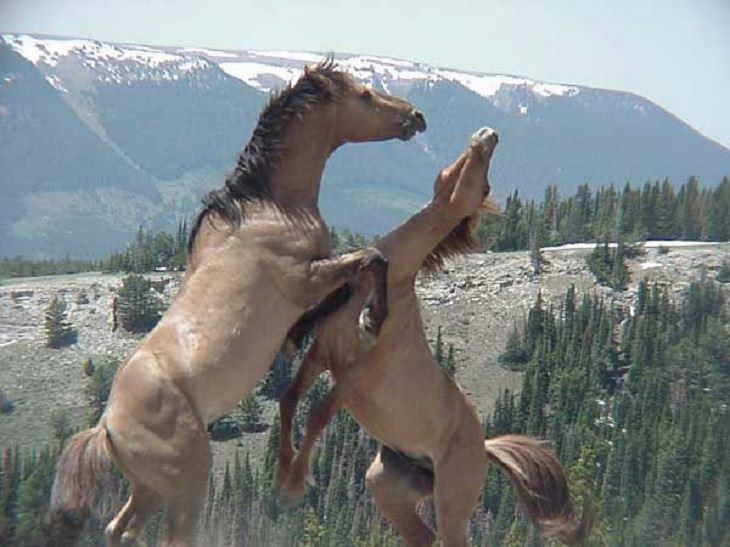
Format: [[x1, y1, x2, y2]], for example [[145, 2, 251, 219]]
[[0, 222, 376, 279], [3, 176, 729, 280], [476, 176, 730, 252]]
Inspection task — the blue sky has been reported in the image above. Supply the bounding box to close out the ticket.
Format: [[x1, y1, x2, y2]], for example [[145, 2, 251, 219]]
[[4, 0, 730, 148]]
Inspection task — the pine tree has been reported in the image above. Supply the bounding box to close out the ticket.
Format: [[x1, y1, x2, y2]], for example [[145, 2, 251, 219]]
[[116, 275, 162, 333], [259, 353, 293, 400], [500, 322, 528, 370], [86, 359, 119, 425], [433, 325, 444, 365], [444, 344, 457, 378], [43, 295, 75, 348], [239, 393, 265, 433], [14, 467, 45, 546]]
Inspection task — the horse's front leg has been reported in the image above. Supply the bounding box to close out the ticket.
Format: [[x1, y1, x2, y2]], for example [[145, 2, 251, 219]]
[[277, 340, 326, 489], [280, 382, 344, 504], [307, 248, 389, 342]]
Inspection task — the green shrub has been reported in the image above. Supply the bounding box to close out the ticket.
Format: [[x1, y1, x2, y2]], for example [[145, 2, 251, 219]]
[[239, 394, 266, 433], [82, 357, 95, 377], [208, 415, 241, 441], [586, 242, 629, 290], [86, 359, 119, 425], [717, 257, 730, 283], [117, 275, 163, 333], [0, 388, 14, 415], [43, 294, 76, 348]]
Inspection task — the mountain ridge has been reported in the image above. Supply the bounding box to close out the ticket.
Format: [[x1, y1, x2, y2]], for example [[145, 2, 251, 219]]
[[2, 32, 730, 258]]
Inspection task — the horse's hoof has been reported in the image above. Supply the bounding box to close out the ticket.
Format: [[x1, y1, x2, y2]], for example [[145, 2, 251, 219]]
[[470, 126, 499, 151], [357, 306, 377, 349], [304, 471, 315, 486], [278, 483, 307, 508]]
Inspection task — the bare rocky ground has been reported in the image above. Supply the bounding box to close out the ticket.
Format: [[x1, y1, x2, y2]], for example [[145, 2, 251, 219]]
[[1, 243, 728, 475]]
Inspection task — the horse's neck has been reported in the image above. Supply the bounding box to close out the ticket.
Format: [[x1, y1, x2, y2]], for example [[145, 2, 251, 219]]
[[378, 200, 461, 283], [268, 120, 334, 211]]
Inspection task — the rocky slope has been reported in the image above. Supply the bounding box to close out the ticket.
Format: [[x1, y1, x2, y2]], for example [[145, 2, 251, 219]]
[[0, 244, 728, 472]]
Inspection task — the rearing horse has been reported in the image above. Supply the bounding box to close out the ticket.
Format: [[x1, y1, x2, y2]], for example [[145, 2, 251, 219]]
[[277, 129, 592, 547], [48, 61, 426, 547]]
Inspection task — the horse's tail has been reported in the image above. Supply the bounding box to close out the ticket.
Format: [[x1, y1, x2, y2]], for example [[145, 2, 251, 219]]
[[45, 422, 117, 546], [483, 434, 593, 546]]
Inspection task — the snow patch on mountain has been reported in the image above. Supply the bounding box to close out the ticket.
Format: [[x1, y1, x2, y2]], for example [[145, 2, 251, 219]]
[[3, 34, 212, 83], [4, 34, 180, 66], [218, 61, 302, 90], [3, 33, 584, 100], [44, 75, 68, 93]]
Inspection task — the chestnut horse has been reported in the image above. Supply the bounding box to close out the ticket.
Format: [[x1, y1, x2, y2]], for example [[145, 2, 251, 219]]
[[48, 61, 426, 547], [277, 129, 592, 546]]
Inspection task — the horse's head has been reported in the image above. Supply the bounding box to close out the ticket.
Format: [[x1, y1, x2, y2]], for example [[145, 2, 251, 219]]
[[433, 127, 498, 219], [298, 61, 425, 145], [421, 127, 499, 273], [333, 77, 426, 144]]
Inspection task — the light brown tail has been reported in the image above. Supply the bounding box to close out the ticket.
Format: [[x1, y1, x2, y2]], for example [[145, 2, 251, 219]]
[[484, 434, 593, 546], [45, 423, 117, 546]]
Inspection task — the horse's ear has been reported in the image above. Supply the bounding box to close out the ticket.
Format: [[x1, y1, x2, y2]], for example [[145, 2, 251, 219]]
[[304, 63, 337, 95]]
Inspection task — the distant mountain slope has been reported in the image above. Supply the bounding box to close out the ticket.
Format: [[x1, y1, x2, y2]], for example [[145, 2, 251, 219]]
[[1, 33, 729, 257]]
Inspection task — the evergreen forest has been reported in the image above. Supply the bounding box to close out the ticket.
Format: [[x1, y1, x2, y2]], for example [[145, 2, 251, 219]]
[[1, 275, 727, 546], [1, 176, 729, 279]]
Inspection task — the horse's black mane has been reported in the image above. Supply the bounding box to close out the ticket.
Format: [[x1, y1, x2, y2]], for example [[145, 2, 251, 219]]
[[187, 59, 352, 255]]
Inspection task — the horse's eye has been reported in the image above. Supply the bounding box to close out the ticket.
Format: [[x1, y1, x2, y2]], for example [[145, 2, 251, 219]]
[[360, 88, 373, 101]]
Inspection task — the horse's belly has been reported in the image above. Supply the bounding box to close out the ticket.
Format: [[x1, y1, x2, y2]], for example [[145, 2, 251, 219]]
[[343, 358, 451, 456]]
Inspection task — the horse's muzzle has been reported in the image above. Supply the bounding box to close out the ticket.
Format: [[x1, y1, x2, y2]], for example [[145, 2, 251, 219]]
[[400, 110, 427, 140]]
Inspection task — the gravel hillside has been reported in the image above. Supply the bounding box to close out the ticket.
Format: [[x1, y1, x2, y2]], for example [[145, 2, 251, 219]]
[[1, 244, 727, 471]]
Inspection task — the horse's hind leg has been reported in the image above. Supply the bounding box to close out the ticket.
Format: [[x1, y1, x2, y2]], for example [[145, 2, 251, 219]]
[[366, 446, 435, 547], [432, 438, 486, 547], [159, 427, 211, 547], [278, 340, 326, 487], [105, 484, 161, 546], [105, 368, 212, 547], [163, 496, 205, 547]]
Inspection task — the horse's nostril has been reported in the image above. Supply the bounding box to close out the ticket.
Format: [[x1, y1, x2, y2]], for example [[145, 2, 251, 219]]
[[413, 110, 427, 132]]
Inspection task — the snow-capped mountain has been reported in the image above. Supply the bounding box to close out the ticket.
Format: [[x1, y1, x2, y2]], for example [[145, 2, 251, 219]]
[[2, 33, 730, 258]]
